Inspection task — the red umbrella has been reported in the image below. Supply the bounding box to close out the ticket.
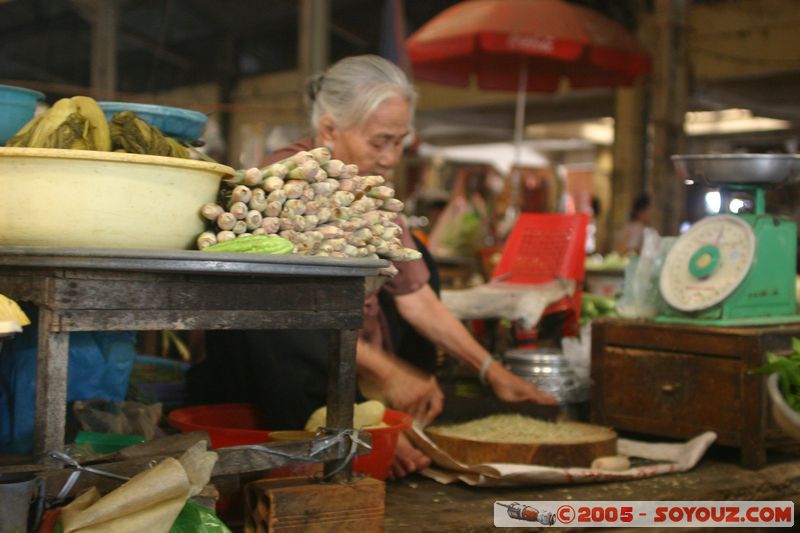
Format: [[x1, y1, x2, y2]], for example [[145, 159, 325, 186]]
[[407, 0, 650, 92], [407, 0, 650, 203]]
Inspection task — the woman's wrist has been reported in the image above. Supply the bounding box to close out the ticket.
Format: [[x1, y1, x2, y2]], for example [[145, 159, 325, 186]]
[[478, 355, 495, 385]]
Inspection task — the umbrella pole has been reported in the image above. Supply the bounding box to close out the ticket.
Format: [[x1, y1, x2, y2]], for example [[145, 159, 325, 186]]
[[513, 60, 527, 163], [509, 59, 527, 212]]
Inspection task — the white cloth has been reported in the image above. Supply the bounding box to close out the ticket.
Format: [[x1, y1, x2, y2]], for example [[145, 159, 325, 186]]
[[440, 280, 575, 330]]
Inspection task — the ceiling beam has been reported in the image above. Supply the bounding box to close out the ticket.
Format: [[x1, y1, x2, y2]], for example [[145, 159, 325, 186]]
[[0, 13, 83, 45], [0, 52, 73, 84], [118, 24, 192, 69], [330, 21, 370, 49]]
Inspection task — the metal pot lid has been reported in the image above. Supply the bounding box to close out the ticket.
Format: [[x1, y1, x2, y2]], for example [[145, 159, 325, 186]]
[[510, 367, 576, 378], [504, 347, 567, 365]]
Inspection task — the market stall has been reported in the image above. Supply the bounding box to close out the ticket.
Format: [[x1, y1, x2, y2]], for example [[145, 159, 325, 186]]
[[0, 246, 383, 460], [0, 90, 417, 532], [383, 152, 800, 529], [3, 0, 800, 529]]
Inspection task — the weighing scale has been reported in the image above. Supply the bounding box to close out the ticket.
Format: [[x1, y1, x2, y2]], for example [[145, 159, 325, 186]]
[[657, 154, 800, 326]]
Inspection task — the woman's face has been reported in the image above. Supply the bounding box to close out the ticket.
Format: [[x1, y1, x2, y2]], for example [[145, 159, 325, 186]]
[[322, 95, 410, 176]]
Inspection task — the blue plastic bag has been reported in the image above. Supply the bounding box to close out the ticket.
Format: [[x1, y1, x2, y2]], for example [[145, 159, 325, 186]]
[[0, 306, 137, 454]]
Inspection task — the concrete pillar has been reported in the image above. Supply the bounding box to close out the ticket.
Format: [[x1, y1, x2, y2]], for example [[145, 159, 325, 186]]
[[650, 0, 689, 235], [299, 0, 331, 86], [610, 80, 647, 249], [72, 0, 118, 98]]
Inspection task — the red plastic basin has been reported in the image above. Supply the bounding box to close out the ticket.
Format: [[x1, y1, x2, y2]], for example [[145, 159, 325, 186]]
[[167, 403, 411, 480], [353, 409, 412, 480], [167, 403, 270, 448]]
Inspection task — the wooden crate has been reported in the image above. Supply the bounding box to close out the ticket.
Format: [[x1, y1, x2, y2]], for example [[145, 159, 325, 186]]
[[590, 318, 800, 469], [244, 476, 385, 533]]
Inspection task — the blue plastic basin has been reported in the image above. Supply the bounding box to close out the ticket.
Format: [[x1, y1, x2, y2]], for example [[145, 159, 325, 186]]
[[98, 101, 208, 141], [0, 85, 44, 144]]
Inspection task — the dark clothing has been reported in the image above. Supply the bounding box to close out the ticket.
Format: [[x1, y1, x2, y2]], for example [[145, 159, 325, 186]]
[[378, 234, 440, 374], [188, 328, 331, 429]]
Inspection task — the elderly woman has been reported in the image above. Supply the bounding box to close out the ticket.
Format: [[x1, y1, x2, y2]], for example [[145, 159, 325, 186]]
[[194, 55, 555, 479]]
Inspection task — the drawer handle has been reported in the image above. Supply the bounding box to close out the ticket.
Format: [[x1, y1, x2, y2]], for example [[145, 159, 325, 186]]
[[661, 383, 678, 393]]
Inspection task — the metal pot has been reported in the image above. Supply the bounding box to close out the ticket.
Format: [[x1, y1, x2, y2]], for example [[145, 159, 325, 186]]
[[0, 472, 44, 533], [503, 347, 589, 404]]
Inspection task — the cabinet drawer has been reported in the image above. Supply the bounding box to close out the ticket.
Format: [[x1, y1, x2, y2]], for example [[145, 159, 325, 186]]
[[597, 347, 742, 442]]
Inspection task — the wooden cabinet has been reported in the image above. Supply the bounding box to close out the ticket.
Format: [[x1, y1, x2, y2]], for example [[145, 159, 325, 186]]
[[591, 318, 800, 469]]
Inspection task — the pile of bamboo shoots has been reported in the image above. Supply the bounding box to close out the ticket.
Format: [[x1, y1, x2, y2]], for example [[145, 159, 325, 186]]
[[195, 147, 421, 261]]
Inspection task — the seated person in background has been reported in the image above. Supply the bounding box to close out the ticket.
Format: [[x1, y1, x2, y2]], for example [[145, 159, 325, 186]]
[[614, 193, 652, 255]]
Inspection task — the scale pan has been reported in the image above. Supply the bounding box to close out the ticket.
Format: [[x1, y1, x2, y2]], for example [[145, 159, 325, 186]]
[[672, 154, 800, 186]]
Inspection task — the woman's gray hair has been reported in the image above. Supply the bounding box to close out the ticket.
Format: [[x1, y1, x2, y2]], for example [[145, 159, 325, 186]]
[[306, 55, 417, 134]]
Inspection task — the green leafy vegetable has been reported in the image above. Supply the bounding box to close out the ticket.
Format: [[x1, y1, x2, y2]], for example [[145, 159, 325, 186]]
[[580, 293, 618, 325], [751, 341, 800, 412]]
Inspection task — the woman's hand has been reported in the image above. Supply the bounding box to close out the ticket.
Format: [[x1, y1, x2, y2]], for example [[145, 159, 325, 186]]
[[381, 363, 444, 425], [356, 339, 444, 425], [390, 432, 431, 479], [395, 286, 556, 408], [486, 361, 559, 405]]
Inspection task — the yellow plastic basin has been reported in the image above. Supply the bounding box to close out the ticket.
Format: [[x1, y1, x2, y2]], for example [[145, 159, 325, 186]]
[[0, 147, 233, 250]]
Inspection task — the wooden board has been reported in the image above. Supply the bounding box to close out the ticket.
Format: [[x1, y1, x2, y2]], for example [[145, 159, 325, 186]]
[[244, 476, 384, 533], [425, 421, 617, 467]]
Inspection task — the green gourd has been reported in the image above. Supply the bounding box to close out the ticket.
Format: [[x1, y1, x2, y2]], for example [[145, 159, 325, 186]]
[[201, 235, 294, 254]]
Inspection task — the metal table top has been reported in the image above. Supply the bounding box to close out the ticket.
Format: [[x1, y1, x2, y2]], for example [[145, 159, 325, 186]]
[[0, 246, 389, 278]]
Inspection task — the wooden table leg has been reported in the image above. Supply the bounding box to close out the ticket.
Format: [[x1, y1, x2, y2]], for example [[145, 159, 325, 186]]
[[324, 329, 359, 480], [741, 344, 767, 469], [34, 308, 69, 457]]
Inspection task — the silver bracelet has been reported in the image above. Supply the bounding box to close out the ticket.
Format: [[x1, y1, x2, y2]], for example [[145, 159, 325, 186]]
[[478, 356, 494, 385]]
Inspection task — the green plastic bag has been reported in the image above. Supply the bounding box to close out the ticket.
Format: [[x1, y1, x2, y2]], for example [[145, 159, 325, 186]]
[[169, 499, 231, 533]]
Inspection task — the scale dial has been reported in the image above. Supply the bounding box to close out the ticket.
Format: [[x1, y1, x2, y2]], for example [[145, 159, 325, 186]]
[[660, 215, 756, 312]]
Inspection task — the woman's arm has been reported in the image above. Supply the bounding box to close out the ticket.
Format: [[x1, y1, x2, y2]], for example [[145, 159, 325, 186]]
[[355, 337, 444, 423], [395, 284, 558, 405]]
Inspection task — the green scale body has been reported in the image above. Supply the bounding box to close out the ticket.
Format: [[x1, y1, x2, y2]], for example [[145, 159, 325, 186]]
[[658, 186, 800, 326]]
